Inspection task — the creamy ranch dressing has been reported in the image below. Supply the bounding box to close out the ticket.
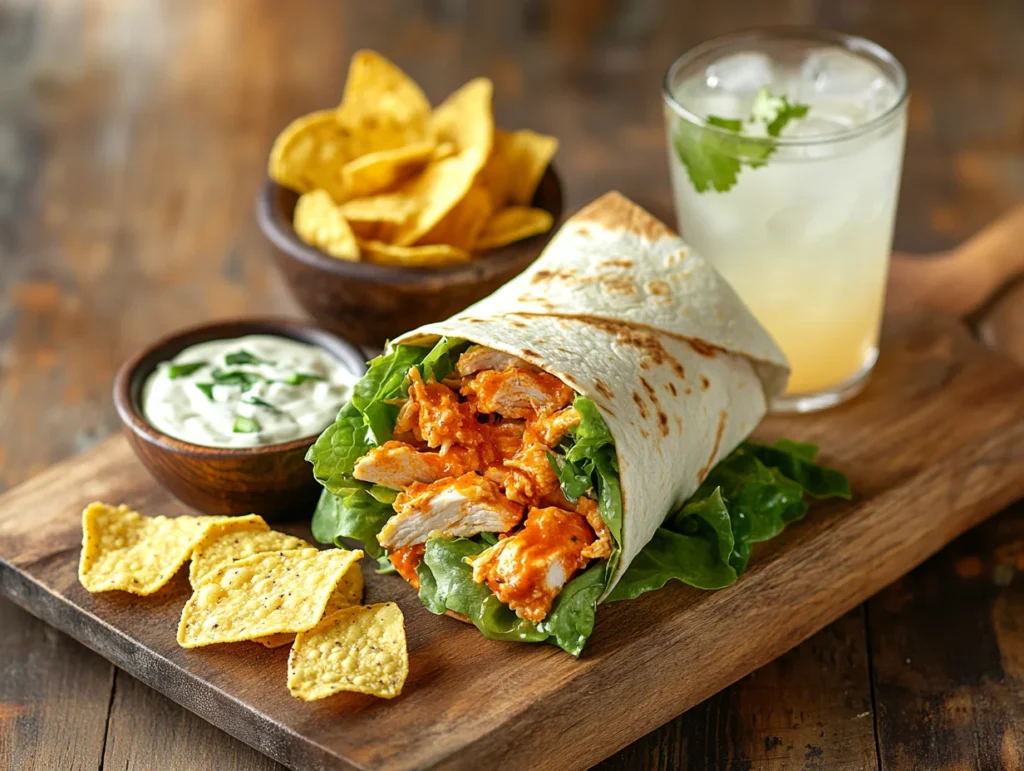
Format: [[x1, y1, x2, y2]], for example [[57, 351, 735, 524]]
[[142, 334, 358, 448]]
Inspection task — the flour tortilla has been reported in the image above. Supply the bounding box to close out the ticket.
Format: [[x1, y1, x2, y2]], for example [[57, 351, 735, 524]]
[[395, 192, 789, 597]]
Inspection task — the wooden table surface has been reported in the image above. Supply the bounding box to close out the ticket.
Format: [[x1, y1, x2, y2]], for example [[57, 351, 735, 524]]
[[0, 1, 1022, 770]]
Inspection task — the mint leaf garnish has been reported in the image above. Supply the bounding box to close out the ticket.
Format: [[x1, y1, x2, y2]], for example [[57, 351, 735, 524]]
[[674, 87, 810, 194]]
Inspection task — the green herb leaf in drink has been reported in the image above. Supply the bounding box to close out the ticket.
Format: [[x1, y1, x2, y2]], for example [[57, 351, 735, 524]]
[[674, 87, 810, 193]]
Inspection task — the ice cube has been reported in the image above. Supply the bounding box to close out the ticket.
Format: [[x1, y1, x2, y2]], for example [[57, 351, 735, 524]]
[[799, 48, 889, 100], [706, 52, 774, 94]]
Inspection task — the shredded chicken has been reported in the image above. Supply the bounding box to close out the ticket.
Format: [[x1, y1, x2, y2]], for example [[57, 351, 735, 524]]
[[576, 496, 613, 560], [469, 507, 596, 622], [348, 350, 616, 624], [353, 441, 469, 489], [378, 473, 523, 550], [389, 544, 425, 589], [455, 345, 539, 377], [397, 369, 481, 452], [461, 368, 574, 420], [530, 406, 581, 447]]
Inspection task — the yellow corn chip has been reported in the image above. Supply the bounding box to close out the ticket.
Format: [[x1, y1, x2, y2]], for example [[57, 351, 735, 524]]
[[177, 547, 363, 648], [358, 239, 470, 268], [78, 503, 236, 595], [268, 111, 352, 201], [336, 50, 432, 154], [190, 524, 305, 589], [341, 140, 436, 200], [288, 602, 408, 701], [338, 196, 417, 243], [476, 144, 513, 210], [430, 77, 494, 165], [380, 148, 488, 246], [432, 142, 456, 162], [253, 562, 364, 649], [475, 206, 554, 251], [494, 128, 558, 206], [293, 190, 360, 261], [416, 184, 493, 252]]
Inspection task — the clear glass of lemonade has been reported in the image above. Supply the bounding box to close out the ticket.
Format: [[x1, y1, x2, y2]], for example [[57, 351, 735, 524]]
[[663, 29, 908, 412]]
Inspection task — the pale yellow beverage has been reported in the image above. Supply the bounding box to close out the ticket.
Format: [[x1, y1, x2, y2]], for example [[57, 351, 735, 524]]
[[663, 30, 908, 412]]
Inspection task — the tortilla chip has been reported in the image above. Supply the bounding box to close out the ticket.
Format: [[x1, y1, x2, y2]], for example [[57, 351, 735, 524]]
[[190, 525, 306, 589], [78, 503, 237, 595], [476, 144, 513, 210], [495, 128, 558, 206], [253, 562, 364, 648], [382, 148, 488, 245], [177, 547, 363, 648], [268, 111, 352, 201], [430, 78, 493, 166], [475, 206, 554, 251], [293, 190, 360, 261], [337, 195, 417, 242], [287, 602, 408, 700], [336, 50, 432, 155], [341, 140, 436, 200], [432, 142, 457, 162], [416, 184, 494, 251], [359, 239, 470, 268]]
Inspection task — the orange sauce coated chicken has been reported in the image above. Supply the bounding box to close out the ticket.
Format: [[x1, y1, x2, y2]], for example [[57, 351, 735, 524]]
[[364, 345, 612, 623]]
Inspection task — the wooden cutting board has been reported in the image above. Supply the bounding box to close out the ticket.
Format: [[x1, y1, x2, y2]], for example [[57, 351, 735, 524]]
[[1, 314, 1023, 771]]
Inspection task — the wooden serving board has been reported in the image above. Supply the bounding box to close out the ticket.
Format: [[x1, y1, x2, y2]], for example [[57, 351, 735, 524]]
[[1, 314, 1023, 771]]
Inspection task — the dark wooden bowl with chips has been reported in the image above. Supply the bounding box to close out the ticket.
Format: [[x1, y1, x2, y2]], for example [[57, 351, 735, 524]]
[[113, 318, 367, 519], [257, 165, 563, 348]]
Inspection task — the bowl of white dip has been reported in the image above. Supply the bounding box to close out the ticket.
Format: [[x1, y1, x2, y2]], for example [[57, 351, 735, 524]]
[[114, 318, 366, 518]]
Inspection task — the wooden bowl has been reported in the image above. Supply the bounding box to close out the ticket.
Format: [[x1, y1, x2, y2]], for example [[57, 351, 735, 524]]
[[112, 318, 366, 520], [256, 166, 564, 348]]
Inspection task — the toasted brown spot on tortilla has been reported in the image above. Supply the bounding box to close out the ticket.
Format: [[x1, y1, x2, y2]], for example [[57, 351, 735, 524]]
[[575, 226, 591, 236], [517, 294, 557, 309], [508, 319, 527, 328], [639, 359, 650, 371], [639, 427, 649, 439], [644, 279, 671, 296], [521, 350, 540, 359], [600, 274, 636, 295], [530, 267, 577, 284], [667, 382, 677, 397], [594, 379, 614, 399], [570, 191, 677, 242], [697, 410, 728, 483], [598, 257, 634, 269], [700, 375, 710, 390], [657, 411, 669, 437], [501, 312, 732, 369], [675, 415, 684, 432], [641, 378, 668, 435], [664, 249, 686, 267], [671, 361, 686, 379], [684, 386, 692, 395], [689, 337, 723, 358], [632, 392, 648, 420]]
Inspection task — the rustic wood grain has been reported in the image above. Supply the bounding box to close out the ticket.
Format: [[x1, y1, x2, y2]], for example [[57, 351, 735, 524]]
[[868, 500, 1024, 771], [0, 599, 113, 771], [597, 607, 877, 771], [0, 0, 1022, 769], [1, 315, 1022, 771], [102, 671, 287, 771]]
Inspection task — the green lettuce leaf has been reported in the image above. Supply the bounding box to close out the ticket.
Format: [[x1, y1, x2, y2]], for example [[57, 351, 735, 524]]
[[307, 337, 469, 552], [311, 487, 393, 560], [416, 537, 607, 655], [609, 441, 850, 601]]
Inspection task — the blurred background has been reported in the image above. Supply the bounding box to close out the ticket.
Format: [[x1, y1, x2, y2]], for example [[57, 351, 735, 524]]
[[1, 1, 1023, 769]]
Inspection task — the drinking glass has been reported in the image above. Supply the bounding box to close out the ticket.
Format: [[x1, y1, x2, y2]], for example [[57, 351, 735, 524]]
[[663, 29, 908, 412]]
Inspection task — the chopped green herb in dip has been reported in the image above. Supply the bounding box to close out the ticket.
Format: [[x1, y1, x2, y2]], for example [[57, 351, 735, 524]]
[[142, 335, 359, 448]]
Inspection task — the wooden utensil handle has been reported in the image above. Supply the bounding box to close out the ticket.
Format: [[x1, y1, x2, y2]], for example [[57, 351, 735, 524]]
[[888, 204, 1024, 318]]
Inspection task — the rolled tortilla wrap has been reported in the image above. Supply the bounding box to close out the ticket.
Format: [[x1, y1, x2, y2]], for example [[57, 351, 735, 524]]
[[394, 191, 789, 597]]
